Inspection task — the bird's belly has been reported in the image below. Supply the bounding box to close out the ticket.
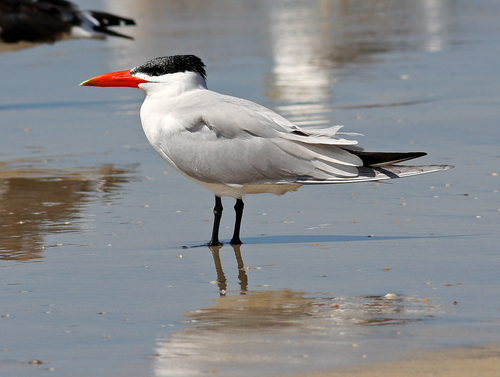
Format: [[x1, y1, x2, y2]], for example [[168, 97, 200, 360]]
[[167, 161, 302, 197], [192, 180, 302, 198], [152, 140, 302, 198]]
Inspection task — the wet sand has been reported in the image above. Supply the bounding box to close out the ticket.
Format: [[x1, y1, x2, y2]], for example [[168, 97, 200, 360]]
[[286, 344, 500, 377], [1, 1, 500, 376]]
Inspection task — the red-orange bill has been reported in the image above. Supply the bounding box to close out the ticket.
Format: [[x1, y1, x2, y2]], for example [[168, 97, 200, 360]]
[[80, 70, 148, 88]]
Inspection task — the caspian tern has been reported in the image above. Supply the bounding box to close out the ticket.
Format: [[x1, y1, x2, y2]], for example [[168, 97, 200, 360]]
[[80, 55, 453, 246], [0, 0, 135, 44]]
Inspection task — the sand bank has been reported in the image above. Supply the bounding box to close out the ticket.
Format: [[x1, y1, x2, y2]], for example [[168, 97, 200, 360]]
[[285, 344, 500, 377]]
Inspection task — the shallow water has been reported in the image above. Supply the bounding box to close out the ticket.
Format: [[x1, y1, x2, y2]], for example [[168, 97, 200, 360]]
[[0, 0, 499, 376]]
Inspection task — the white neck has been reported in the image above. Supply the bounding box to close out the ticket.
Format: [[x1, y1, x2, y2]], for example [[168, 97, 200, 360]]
[[137, 71, 207, 156]]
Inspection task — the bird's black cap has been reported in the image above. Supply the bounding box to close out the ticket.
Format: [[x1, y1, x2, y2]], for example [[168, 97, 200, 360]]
[[131, 55, 206, 80]]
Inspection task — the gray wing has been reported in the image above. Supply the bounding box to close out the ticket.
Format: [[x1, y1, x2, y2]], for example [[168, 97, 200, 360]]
[[159, 91, 452, 186], [160, 91, 366, 185]]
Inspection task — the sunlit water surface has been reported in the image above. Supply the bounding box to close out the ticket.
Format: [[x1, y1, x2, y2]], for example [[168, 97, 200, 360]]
[[0, 1, 499, 376]]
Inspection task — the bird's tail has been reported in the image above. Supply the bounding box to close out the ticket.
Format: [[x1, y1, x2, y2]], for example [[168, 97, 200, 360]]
[[367, 164, 453, 180], [298, 164, 453, 184], [348, 151, 427, 167]]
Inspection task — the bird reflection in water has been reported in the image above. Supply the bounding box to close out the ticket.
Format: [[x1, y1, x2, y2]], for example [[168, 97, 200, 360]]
[[203, 245, 435, 326], [155, 246, 438, 376], [0, 164, 134, 261], [209, 244, 248, 296]]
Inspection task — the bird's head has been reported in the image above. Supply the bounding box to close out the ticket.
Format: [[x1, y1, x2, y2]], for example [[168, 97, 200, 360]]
[[80, 55, 207, 90]]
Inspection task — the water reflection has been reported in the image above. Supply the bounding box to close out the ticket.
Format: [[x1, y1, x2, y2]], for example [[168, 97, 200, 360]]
[[154, 245, 437, 376], [422, 0, 448, 52], [0, 163, 134, 261], [267, 0, 449, 125], [0, 41, 38, 54], [210, 245, 248, 295], [267, 0, 338, 125], [104, 0, 450, 130]]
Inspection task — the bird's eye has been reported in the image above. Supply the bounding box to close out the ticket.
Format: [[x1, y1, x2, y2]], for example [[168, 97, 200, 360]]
[[152, 67, 167, 76], [140, 66, 164, 77]]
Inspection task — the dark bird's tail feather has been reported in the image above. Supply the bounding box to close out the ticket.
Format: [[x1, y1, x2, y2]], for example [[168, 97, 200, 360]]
[[349, 151, 428, 167], [90, 11, 136, 40]]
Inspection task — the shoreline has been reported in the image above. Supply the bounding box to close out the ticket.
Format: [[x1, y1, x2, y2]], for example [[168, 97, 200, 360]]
[[284, 344, 500, 377]]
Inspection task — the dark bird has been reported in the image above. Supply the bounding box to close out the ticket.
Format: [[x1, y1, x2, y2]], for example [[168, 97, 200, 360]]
[[80, 55, 453, 246], [0, 0, 135, 45]]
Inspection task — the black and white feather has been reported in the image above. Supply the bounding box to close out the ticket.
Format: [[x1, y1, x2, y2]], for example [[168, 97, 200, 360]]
[[0, 0, 136, 44]]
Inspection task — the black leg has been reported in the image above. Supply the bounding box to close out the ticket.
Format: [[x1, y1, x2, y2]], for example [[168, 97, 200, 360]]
[[230, 198, 244, 245], [209, 196, 223, 246]]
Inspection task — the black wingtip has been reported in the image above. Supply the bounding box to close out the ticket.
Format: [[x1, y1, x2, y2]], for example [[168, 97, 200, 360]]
[[351, 151, 428, 167]]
